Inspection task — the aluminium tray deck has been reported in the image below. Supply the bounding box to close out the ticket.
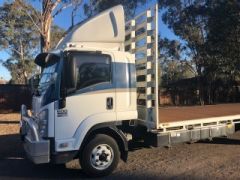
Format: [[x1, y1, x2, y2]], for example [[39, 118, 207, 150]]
[[159, 104, 240, 123]]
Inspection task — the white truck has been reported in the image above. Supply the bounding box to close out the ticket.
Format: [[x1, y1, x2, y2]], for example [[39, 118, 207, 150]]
[[20, 4, 240, 177]]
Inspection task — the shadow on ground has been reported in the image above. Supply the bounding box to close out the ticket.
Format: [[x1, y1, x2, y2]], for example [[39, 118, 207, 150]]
[[0, 134, 159, 179], [1, 133, 240, 179], [0, 134, 86, 179], [198, 137, 240, 145]]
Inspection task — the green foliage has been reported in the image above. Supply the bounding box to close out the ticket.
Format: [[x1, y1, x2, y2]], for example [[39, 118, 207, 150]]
[[159, 37, 195, 86], [0, 1, 39, 84], [159, 0, 240, 104], [161, 60, 195, 86], [159, 38, 182, 61], [205, 0, 240, 78], [83, 0, 148, 20], [159, 0, 208, 76], [3, 57, 36, 84]]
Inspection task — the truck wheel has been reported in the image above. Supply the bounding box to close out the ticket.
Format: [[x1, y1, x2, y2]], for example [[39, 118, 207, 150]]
[[80, 134, 120, 177]]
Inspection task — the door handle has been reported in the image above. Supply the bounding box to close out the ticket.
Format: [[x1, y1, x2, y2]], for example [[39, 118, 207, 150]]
[[106, 97, 113, 110]]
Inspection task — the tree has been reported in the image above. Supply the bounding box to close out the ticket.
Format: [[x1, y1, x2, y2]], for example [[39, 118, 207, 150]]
[[0, 1, 39, 84], [159, 38, 181, 61], [159, 0, 240, 104], [206, 0, 240, 78], [159, 37, 195, 86], [83, 0, 147, 20], [50, 25, 66, 49], [159, 0, 211, 104], [17, 0, 82, 52], [204, 0, 240, 103]]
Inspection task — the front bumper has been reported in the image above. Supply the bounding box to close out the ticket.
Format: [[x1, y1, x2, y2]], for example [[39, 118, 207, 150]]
[[20, 105, 50, 164]]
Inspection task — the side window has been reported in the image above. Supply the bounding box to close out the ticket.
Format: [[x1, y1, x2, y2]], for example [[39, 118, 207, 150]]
[[73, 54, 111, 90]]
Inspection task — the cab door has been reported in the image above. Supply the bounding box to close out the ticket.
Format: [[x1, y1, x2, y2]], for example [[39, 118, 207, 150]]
[[54, 51, 116, 145]]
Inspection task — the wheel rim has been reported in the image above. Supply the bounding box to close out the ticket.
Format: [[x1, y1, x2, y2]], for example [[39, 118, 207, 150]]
[[90, 144, 114, 170]]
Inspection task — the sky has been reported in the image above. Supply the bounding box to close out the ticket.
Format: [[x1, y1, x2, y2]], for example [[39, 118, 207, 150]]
[[0, 0, 179, 81]]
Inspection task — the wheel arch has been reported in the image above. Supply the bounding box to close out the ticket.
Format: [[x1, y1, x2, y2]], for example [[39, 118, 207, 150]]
[[79, 122, 128, 162]]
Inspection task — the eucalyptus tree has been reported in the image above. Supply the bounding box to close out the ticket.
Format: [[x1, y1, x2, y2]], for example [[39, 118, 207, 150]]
[[159, 0, 240, 104], [158, 0, 209, 104], [0, 1, 39, 84], [17, 0, 82, 52]]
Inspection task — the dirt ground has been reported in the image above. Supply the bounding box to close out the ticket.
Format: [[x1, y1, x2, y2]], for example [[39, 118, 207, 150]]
[[1, 113, 240, 179]]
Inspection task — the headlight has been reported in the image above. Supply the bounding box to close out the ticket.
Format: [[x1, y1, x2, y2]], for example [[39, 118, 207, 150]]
[[38, 109, 48, 137]]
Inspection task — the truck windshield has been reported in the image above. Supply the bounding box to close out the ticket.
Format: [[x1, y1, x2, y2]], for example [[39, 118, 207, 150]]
[[38, 61, 59, 94]]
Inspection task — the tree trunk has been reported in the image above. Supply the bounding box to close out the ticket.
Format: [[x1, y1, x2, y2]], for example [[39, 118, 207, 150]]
[[41, 17, 52, 52], [19, 40, 28, 84], [197, 68, 204, 105], [41, 0, 53, 52]]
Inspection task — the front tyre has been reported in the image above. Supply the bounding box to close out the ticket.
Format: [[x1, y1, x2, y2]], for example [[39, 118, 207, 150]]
[[80, 134, 120, 177]]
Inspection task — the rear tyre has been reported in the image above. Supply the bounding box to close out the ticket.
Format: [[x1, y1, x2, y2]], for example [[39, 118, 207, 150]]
[[80, 134, 120, 177]]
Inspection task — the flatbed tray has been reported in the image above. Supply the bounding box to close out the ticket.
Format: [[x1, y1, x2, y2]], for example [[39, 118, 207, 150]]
[[159, 103, 240, 123]]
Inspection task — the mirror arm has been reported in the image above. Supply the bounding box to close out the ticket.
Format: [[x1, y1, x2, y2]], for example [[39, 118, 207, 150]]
[[58, 52, 77, 109], [59, 87, 67, 109], [59, 97, 66, 109]]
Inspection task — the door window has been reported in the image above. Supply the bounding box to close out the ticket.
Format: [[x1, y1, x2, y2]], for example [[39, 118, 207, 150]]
[[72, 53, 111, 90]]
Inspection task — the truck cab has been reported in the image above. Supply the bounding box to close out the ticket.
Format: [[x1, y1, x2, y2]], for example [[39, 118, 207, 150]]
[[20, 5, 138, 176]]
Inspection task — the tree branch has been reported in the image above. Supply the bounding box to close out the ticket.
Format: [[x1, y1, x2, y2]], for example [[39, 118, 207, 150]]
[[53, 2, 72, 18], [16, 0, 43, 35], [11, 48, 22, 56], [0, 37, 22, 56], [53, 0, 83, 18], [24, 10, 43, 35]]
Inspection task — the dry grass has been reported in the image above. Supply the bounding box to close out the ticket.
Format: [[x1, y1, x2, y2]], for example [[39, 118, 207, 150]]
[[0, 113, 20, 122], [0, 124, 19, 135], [0, 113, 20, 135]]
